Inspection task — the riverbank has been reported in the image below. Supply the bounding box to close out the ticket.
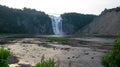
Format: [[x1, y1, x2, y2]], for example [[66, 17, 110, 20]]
[[0, 36, 115, 67]]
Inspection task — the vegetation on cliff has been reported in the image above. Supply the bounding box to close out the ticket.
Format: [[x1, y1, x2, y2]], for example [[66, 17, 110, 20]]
[[61, 13, 96, 34], [0, 5, 53, 34], [0, 5, 98, 34], [104, 7, 120, 12], [101, 7, 120, 16]]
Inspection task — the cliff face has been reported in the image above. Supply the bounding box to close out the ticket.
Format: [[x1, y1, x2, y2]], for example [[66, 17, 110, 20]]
[[81, 8, 120, 35], [0, 5, 97, 35]]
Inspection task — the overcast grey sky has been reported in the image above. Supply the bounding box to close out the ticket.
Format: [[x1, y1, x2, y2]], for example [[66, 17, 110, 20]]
[[0, 0, 120, 15]]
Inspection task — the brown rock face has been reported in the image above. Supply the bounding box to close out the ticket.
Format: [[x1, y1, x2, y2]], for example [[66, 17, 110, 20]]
[[81, 11, 120, 35]]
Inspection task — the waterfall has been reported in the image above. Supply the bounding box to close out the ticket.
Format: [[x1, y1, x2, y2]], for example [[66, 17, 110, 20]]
[[49, 16, 63, 35]]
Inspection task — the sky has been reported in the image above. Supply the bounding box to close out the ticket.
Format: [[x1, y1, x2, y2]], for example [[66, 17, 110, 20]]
[[0, 0, 120, 15]]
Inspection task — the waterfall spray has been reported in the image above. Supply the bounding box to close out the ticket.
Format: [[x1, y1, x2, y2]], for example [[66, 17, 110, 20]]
[[49, 16, 63, 35]]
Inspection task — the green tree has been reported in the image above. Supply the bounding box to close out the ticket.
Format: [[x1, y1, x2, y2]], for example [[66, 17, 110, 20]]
[[102, 33, 120, 67]]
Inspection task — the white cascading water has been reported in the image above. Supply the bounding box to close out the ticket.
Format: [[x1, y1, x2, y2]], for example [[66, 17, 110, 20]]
[[49, 16, 63, 35]]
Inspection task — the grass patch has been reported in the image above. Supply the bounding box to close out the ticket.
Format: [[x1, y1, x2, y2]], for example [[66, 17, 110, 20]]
[[0, 48, 10, 67], [35, 55, 59, 67], [0, 33, 34, 38], [0, 34, 12, 37], [46, 37, 69, 44]]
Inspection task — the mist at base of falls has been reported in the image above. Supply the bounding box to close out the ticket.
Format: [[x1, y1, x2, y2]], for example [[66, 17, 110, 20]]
[[49, 16, 63, 35]]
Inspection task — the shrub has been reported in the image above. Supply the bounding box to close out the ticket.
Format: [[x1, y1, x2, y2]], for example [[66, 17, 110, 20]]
[[0, 48, 10, 67], [102, 33, 120, 67], [35, 55, 58, 67]]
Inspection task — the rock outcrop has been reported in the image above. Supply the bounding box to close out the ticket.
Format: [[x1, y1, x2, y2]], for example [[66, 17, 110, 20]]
[[80, 7, 120, 35]]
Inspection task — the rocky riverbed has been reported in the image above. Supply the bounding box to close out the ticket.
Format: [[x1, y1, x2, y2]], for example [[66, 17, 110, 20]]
[[0, 36, 115, 67]]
